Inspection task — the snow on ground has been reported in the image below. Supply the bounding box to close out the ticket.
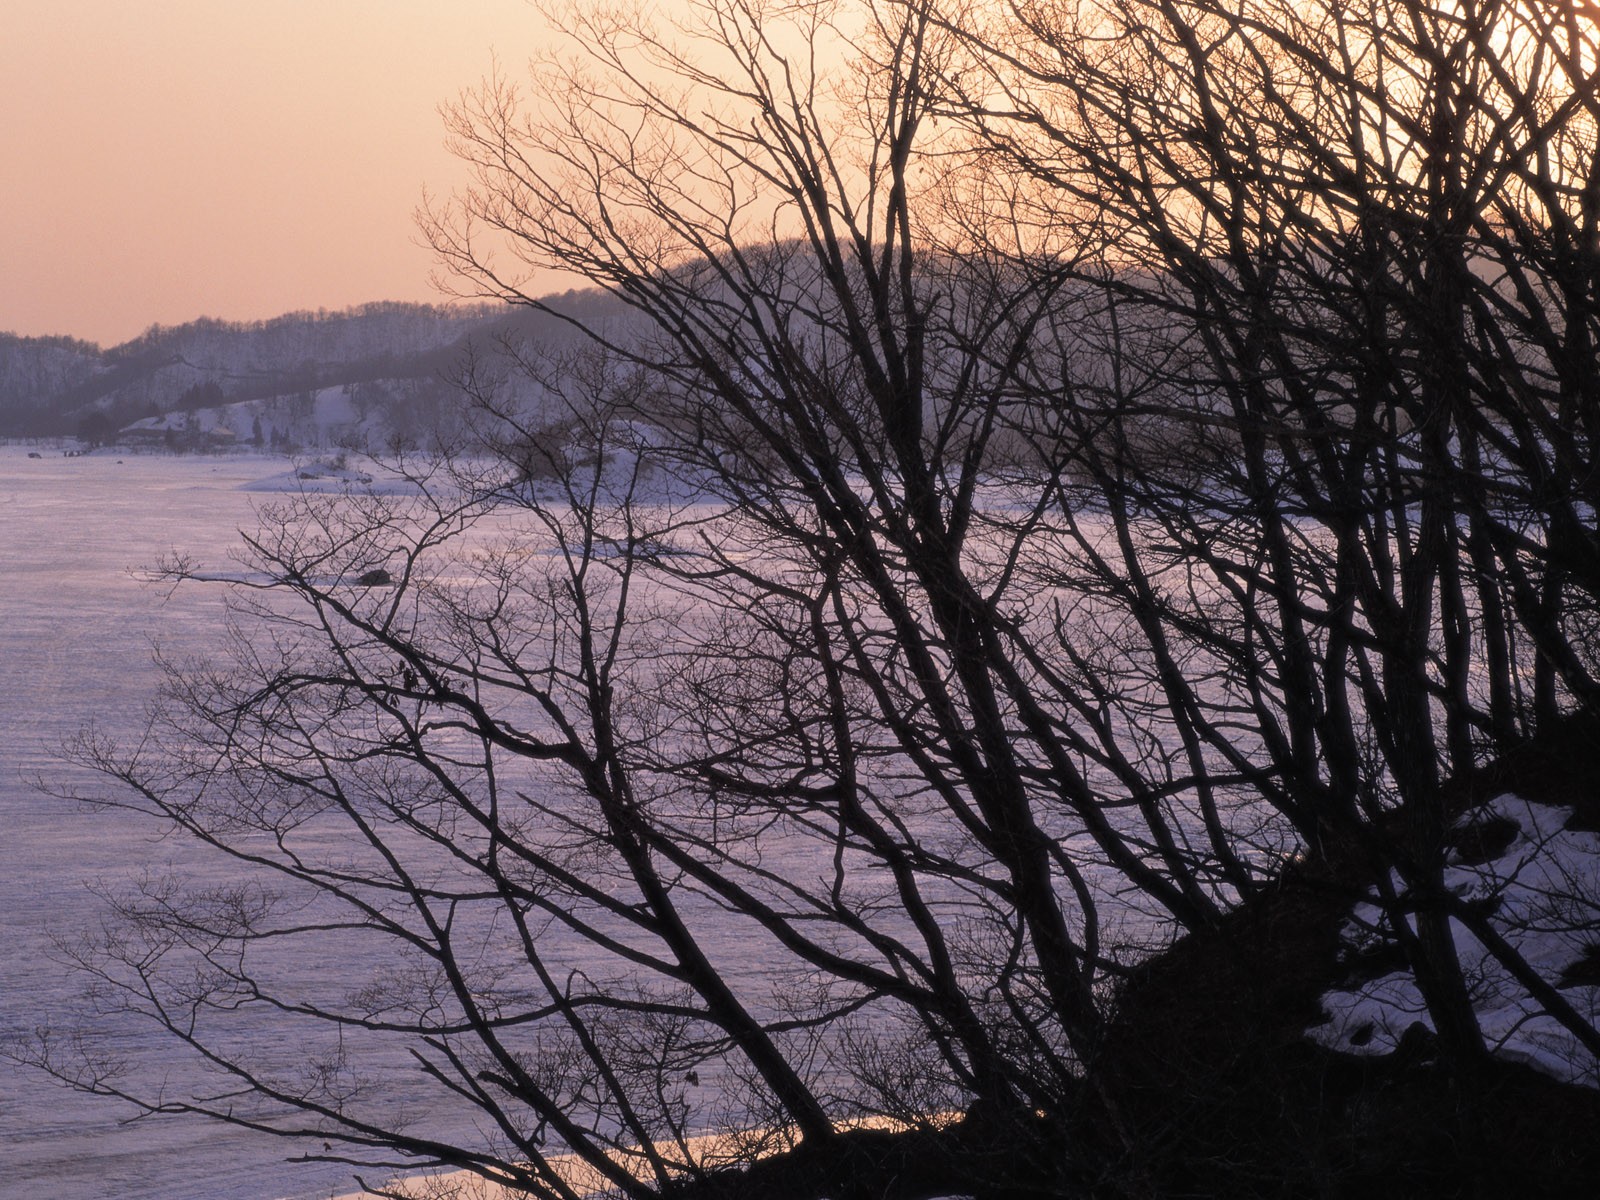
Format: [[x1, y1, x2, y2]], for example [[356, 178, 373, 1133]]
[[238, 455, 425, 496], [1312, 793, 1600, 1087]]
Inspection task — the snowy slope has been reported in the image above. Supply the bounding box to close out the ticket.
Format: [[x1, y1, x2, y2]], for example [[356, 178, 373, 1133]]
[[1312, 793, 1600, 1087]]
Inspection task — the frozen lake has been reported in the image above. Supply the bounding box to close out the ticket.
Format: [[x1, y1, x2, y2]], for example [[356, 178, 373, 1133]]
[[0, 446, 1210, 1200], [0, 449, 384, 1200]]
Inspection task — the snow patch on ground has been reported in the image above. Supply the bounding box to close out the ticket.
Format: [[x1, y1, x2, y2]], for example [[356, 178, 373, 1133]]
[[238, 456, 421, 495], [498, 421, 724, 510], [1312, 793, 1600, 1087]]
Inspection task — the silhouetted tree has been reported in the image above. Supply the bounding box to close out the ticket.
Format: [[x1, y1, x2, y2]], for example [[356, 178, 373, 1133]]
[[75, 410, 114, 447], [935, 0, 1600, 1070]]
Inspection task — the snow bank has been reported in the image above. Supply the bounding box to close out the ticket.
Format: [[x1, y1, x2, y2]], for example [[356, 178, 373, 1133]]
[[238, 457, 421, 496], [1312, 793, 1600, 1087]]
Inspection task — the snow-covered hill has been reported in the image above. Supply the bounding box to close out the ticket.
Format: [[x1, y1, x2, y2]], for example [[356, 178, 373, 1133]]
[[0, 293, 632, 444]]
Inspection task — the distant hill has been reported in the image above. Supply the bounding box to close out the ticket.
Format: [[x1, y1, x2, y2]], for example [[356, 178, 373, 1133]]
[[0, 332, 105, 435], [0, 294, 633, 447]]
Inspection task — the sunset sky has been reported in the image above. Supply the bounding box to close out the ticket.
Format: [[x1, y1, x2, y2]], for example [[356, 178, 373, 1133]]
[[1, 1, 555, 346]]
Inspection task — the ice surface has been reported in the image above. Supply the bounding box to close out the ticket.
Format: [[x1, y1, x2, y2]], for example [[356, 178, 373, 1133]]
[[10, 446, 1588, 1200], [0, 448, 805, 1200], [0, 449, 389, 1200]]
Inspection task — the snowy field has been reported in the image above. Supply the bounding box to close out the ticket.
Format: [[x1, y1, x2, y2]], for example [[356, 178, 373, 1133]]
[[0, 449, 396, 1200], [0, 447, 937, 1200], [0, 447, 876, 1200], [3, 446, 1594, 1200]]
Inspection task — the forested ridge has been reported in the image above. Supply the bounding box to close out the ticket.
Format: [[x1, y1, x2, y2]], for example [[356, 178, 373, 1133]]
[[0, 300, 610, 439]]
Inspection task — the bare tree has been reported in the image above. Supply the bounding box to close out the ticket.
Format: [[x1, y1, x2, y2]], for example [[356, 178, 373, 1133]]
[[937, 0, 1600, 1068]]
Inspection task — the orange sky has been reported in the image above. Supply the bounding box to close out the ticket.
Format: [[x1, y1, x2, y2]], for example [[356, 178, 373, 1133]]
[[0, 1, 555, 346]]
